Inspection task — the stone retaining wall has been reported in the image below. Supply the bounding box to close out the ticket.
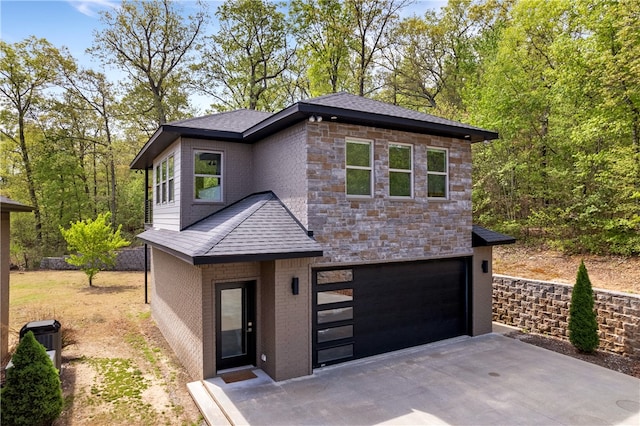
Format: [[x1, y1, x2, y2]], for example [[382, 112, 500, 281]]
[[493, 275, 640, 358], [40, 246, 149, 271]]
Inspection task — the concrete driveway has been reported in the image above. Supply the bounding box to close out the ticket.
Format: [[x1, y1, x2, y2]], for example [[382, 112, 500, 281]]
[[193, 333, 640, 425]]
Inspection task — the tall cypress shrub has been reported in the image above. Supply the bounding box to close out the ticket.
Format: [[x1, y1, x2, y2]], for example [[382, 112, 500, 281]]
[[0, 331, 63, 425], [568, 261, 600, 353]]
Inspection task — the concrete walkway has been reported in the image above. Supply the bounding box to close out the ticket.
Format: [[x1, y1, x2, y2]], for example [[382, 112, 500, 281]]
[[190, 333, 640, 425]]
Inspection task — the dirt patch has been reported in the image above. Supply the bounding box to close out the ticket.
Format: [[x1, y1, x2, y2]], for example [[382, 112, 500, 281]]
[[6, 271, 203, 426], [494, 245, 640, 294]]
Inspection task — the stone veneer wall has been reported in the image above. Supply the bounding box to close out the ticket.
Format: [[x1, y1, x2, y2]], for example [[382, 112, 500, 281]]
[[40, 246, 149, 271], [306, 121, 473, 264], [493, 275, 640, 358]]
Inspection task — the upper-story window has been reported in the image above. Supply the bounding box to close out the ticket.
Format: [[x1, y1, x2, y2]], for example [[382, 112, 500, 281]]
[[155, 155, 174, 204], [194, 151, 222, 202], [389, 143, 413, 198], [346, 139, 372, 197], [427, 148, 448, 198]]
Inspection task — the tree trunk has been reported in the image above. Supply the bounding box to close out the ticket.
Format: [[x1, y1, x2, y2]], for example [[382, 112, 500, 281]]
[[18, 112, 42, 244]]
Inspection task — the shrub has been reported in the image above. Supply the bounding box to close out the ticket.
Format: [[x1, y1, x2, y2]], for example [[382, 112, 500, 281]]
[[0, 331, 63, 425], [568, 261, 600, 353]]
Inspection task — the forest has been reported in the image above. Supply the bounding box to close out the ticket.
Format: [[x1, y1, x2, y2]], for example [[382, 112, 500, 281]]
[[1, 0, 638, 268]]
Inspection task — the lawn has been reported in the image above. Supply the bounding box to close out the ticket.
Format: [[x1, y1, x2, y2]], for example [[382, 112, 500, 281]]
[[7, 271, 202, 426]]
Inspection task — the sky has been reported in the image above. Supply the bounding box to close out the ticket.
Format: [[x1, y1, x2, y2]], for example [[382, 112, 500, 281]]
[[1, 0, 447, 111]]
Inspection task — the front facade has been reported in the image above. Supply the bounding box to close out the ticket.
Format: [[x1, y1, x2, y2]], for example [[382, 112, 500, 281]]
[[131, 93, 513, 382]]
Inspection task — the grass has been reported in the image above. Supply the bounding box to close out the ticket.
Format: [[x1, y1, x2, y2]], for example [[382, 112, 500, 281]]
[[7, 270, 200, 425]]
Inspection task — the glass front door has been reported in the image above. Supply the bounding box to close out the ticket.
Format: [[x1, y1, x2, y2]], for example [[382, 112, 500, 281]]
[[216, 281, 256, 370]]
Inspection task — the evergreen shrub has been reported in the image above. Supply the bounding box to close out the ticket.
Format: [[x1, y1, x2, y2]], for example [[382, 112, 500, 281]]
[[568, 261, 600, 353], [0, 331, 63, 425]]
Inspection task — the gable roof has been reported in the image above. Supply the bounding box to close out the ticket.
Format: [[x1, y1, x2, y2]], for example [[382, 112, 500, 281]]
[[131, 92, 498, 169], [1, 196, 34, 213], [471, 225, 516, 247], [137, 192, 323, 265]]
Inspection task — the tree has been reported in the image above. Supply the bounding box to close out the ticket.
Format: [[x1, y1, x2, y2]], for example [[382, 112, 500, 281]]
[[90, 0, 207, 128], [290, 0, 354, 95], [0, 37, 73, 245], [193, 0, 295, 111], [0, 331, 63, 426], [568, 261, 600, 353], [59, 212, 130, 286], [346, 0, 410, 96]]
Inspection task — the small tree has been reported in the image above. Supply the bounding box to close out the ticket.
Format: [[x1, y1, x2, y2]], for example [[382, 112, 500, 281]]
[[60, 212, 130, 286], [568, 261, 600, 353], [0, 331, 63, 425]]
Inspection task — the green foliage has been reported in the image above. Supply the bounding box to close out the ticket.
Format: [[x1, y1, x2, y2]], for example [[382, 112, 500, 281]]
[[568, 261, 600, 353], [0, 331, 63, 426], [59, 212, 130, 286]]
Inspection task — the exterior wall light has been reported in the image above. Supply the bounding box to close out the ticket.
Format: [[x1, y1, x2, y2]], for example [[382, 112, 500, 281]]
[[291, 277, 299, 295]]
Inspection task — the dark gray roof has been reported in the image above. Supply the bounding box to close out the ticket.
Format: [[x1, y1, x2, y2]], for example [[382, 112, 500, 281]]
[[168, 109, 273, 132], [1, 196, 34, 213], [131, 92, 498, 169], [472, 225, 516, 247], [137, 192, 323, 265], [302, 92, 489, 133]]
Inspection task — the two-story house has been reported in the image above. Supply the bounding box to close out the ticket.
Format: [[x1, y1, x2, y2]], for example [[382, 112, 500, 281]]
[[130, 92, 514, 382]]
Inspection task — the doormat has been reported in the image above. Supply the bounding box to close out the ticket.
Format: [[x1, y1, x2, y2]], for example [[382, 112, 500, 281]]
[[221, 370, 257, 384]]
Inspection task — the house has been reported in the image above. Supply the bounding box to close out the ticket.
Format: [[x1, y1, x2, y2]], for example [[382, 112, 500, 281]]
[[130, 92, 514, 382], [1, 196, 34, 364]]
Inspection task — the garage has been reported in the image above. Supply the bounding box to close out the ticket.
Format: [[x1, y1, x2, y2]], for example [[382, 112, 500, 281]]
[[312, 258, 471, 368]]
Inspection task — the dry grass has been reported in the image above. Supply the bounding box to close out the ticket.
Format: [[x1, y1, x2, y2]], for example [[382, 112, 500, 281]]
[[7, 271, 202, 426]]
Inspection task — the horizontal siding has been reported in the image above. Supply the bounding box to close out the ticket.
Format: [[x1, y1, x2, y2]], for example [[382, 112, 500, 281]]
[[152, 139, 181, 231]]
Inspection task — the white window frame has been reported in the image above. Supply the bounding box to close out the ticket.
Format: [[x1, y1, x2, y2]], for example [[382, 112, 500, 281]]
[[194, 150, 223, 202], [345, 138, 373, 198], [388, 143, 413, 198], [426, 147, 449, 199], [155, 154, 174, 205]]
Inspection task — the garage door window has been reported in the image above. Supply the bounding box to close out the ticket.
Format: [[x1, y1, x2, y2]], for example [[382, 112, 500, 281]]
[[317, 325, 353, 343], [317, 345, 354, 364]]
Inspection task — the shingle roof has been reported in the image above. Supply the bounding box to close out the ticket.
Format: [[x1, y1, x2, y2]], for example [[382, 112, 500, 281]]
[[137, 192, 323, 265], [0, 196, 34, 213], [472, 225, 516, 247], [168, 109, 272, 132], [300, 92, 489, 134]]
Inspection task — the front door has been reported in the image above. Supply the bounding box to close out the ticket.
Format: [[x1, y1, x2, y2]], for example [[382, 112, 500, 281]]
[[216, 281, 256, 371]]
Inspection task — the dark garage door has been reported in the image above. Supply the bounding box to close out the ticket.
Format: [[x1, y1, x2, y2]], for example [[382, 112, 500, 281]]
[[313, 258, 470, 368]]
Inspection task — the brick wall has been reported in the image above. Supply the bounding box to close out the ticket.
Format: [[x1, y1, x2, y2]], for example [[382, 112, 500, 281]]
[[493, 275, 640, 358], [151, 248, 204, 379], [306, 122, 473, 264]]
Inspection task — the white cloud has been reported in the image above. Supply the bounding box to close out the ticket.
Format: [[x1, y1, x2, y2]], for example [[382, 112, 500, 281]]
[[67, 0, 119, 18]]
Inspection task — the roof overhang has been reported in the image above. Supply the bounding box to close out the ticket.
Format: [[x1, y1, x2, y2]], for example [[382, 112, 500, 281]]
[[1, 196, 34, 213], [472, 225, 516, 247], [131, 97, 499, 170]]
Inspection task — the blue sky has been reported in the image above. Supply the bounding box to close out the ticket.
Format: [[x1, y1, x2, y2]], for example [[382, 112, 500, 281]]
[[1, 0, 446, 110], [2, 0, 447, 61]]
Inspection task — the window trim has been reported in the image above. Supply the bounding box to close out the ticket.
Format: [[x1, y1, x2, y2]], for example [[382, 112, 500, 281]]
[[194, 150, 223, 203], [345, 138, 373, 198], [388, 142, 413, 199], [155, 153, 175, 205], [426, 147, 449, 199]]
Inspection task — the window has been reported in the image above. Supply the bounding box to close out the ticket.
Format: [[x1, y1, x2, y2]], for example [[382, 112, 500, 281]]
[[155, 155, 174, 204], [427, 148, 448, 198], [346, 139, 372, 196], [389, 143, 413, 197], [194, 151, 222, 202]]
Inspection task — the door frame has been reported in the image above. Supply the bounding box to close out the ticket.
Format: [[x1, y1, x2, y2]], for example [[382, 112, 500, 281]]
[[216, 281, 256, 371]]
